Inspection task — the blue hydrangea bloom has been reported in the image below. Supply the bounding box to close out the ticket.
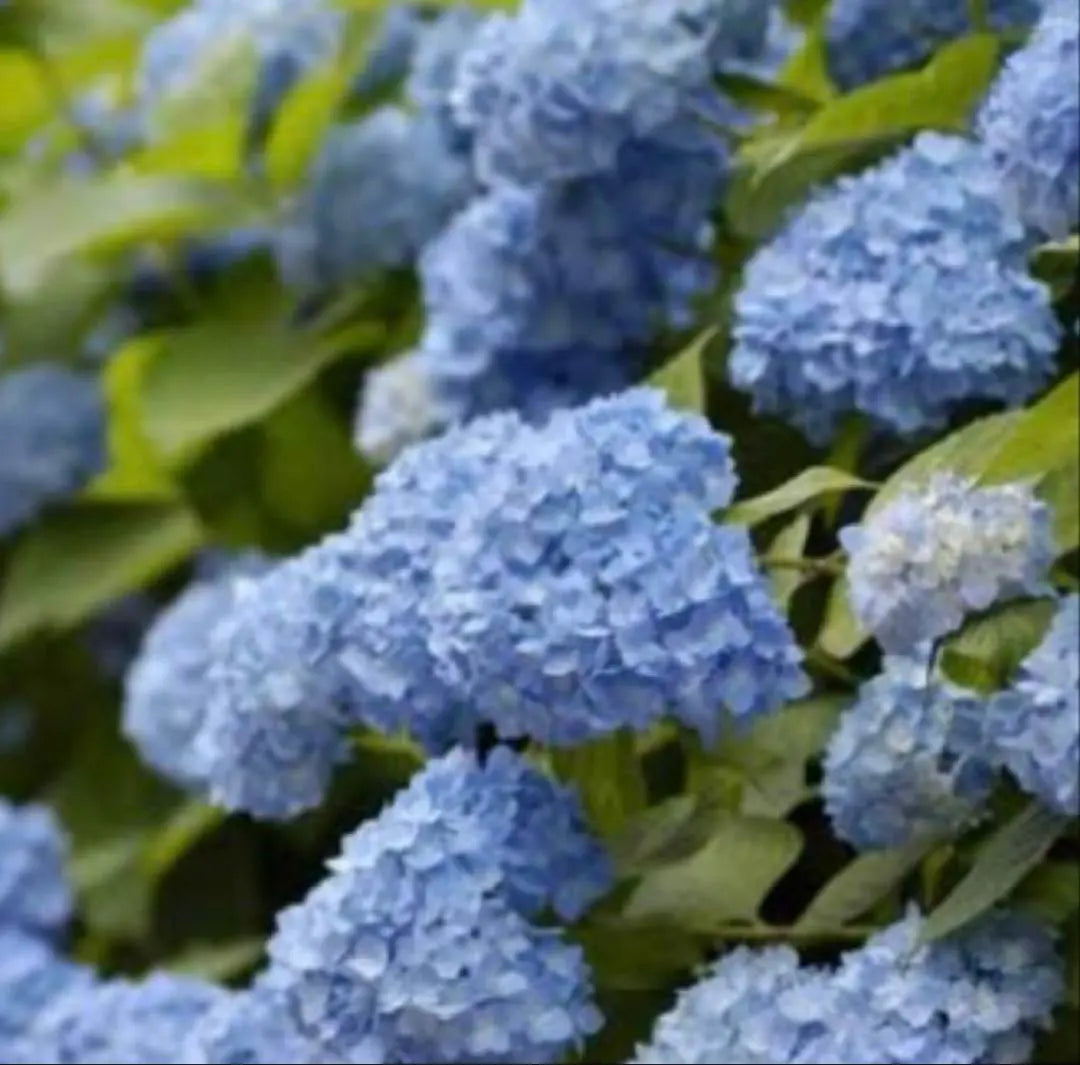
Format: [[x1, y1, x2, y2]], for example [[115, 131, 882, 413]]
[[0, 931, 94, 1048], [275, 107, 472, 295], [632, 907, 1064, 1064], [719, 5, 805, 80], [824, 907, 1065, 1064], [353, 353, 441, 465], [265, 747, 604, 1063], [0, 366, 106, 538], [630, 945, 834, 1064], [352, 3, 425, 98], [977, 0, 1080, 240], [450, 0, 741, 187], [122, 553, 272, 791], [985, 593, 1079, 815], [0, 800, 72, 940], [826, 0, 1041, 90], [823, 653, 995, 850], [730, 133, 1062, 443], [414, 164, 715, 424], [31, 973, 228, 1065], [181, 983, 327, 1065], [137, 0, 342, 137], [405, 5, 484, 126], [425, 389, 807, 745], [841, 474, 1056, 652]]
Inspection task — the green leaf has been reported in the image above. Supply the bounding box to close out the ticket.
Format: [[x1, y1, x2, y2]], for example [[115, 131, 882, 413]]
[[1014, 862, 1080, 925], [622, 814, 803, 930], [609, 794, 723, 878], [0, 173, 230, 297], [164, 939, 265, 982], [716, 72, 820, 118], [940, 597, 1057, 693], [0, 501, 202, 647], [797, 838, 933, 931], [130, 117, 246, 182], [575, 920, 704, 991], [139, 279, 350, 456], [649, 327, 714, 414], [777, 21, 835, 101], [725, 466, 875, 526], [918, 801, 1070, 945], [0, 48, 51, 148], [1032, 235, 1079, 300], [265, 65, 349, 191], [550, 732, 647, 839], [768, 512, 812, 610]]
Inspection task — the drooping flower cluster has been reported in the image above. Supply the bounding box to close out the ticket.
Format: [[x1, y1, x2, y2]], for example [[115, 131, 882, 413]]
[[136, 0, 343, 138], [0, 366, 106, 538], [825, 0, 1041, 91], [632, 906, 1064, 1063], [840, 474, 1055, 652], [730, 133, 1062, 443], [984, 593, 1079, 815], [355, 0, 782, 459], [977, 0, 1080, 240], [0, 800, 73, 941], [257, 748, 608, 1063], [122, 552, 272, 791], [198, 389, 806, 819], [822, 653, 995, 850], [275, 106, 473, 295]]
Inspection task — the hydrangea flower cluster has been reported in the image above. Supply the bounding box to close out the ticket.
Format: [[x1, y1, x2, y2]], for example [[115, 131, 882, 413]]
[[840, 473, 1055, 652], [351, 3, 426, 98], [136, 0, 343, 137], [122, 552, 272, 791], [977, 0, 1080, 240], [984, 593, 1079, 815], [822, 653, 995, 850], [198, 389, 806, 819], [356, 0, 785, 458], [0, 366, 106, 538], [260, 747, 607, 1063], [825, 0, 1041, 90], [0, 800, 73, 940], [353, 352, 443, 465], [632, 906, 1064, 1063], [275, 106, 473, 295], [730, 133, 1062, 443]]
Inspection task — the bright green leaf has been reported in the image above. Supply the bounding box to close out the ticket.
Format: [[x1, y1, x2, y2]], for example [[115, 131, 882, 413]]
[[609, 794, 722, 878], [725, 466, 875, 526], [649, 327, 714, 415], [265, 65, 349, 190], [797, 838, 933, 931], [623, 814, 803, 930], [1015, 862, 1080, 925], [0, 501, 202, 646], [777, 21, 835, 101], [918, 801, 1070, 944], [768, 512, 812, 610], [551, 731, 647, 840], [130, 117, 246, 182]]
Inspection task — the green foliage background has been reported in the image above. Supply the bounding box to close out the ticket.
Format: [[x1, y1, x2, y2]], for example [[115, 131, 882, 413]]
[[0, 1, 1076, 1060]]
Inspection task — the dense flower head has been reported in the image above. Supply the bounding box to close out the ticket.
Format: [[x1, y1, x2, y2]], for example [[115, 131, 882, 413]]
[[406, 5, 485, 125], [264, 747, 605, 1063], [822, 653, 995, 850], [137, 0, 342, 136], [985, 593, 1079, 814], [181, 982, 327, 1065], [352, 3, 426, 98], [30, 972, 228, 1065], [977, 0, 1080, 240], [450, 0, 742, 188], [632, 907, 1064, 1064], [0, 931, 94, 1047], [122, 552, 272, 790], [275, 107, 472, 295], [425, 389, 806, 744], [841, 473, 1055, 652], [353, 352, 441, 465], [0, 366, 106, 538], [0, 800, 73, 940], [729, 133, 1062, 443], [630, 945, 834, 1064], [825, 0, 1041, 90]]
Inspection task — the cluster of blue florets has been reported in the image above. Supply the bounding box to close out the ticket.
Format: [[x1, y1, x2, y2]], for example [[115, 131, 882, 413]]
[[0, 365, 106, 540], [0, 800, 72, 940], [632, 906, 1064, 1063], [729, 133, 1062, 442], [841, 474, 1056, 652], [824, 0, 1041, 90], [184, 389, 805, 819]]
